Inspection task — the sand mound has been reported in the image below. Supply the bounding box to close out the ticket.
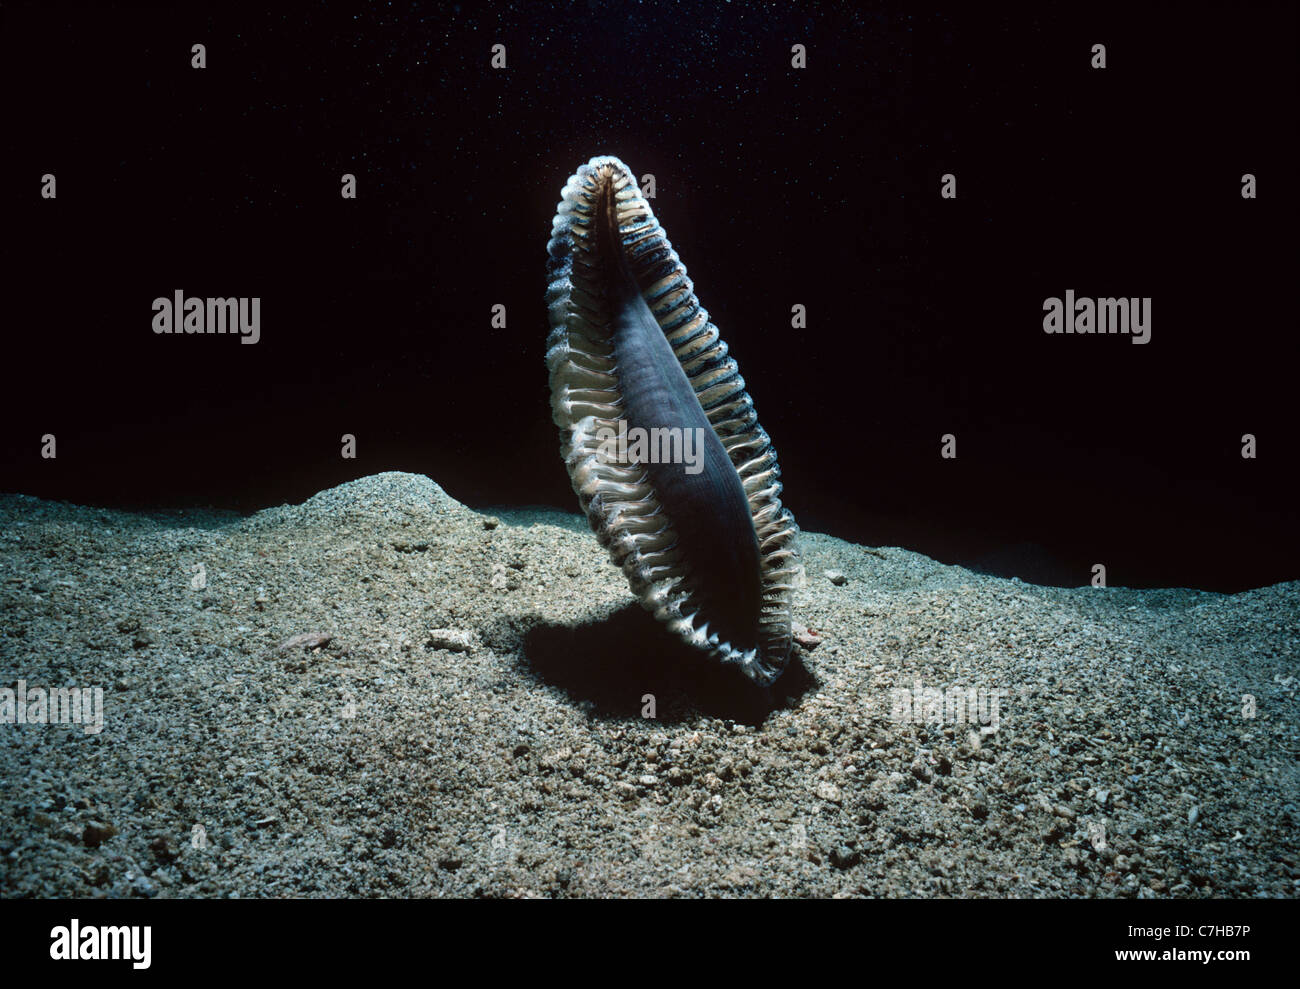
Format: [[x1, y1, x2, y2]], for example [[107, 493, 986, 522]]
[[1, 472, 1296, 897]]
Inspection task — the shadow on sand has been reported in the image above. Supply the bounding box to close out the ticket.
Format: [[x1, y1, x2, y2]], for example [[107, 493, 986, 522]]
[[521, 603, 817, 726]]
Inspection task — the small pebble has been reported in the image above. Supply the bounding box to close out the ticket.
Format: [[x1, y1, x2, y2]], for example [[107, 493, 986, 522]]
[[425, 628, 476, 653], [82, 821, 117, 848]]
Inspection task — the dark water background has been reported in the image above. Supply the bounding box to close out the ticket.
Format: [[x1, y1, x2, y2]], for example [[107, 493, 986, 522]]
[[2, 2, 1295, 591]]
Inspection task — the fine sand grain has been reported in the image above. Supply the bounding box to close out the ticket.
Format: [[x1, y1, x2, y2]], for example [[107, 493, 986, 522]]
[[1, 472, 1296, 897]]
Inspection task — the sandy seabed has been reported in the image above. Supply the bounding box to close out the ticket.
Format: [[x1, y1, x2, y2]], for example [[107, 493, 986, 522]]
[[1, 472, 1296, 898]]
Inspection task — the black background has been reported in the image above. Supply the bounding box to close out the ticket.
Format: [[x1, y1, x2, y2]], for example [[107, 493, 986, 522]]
[[2, 2, 1295, 591], [0, 895, 1286, 973]]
